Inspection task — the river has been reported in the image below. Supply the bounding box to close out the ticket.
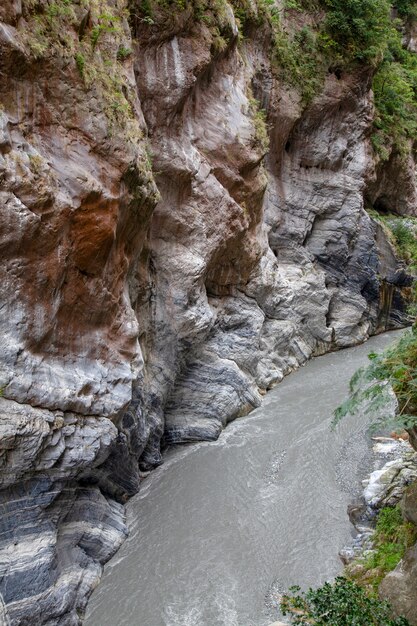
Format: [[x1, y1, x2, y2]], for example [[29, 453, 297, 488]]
[[85, 330, 403, 626]]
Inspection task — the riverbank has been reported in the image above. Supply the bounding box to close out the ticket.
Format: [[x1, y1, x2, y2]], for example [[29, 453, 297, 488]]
[[340, 435, 417, 625], [279, 325, 417, 626], [341, 436, 417, 564], [265, 435, 417, 626]]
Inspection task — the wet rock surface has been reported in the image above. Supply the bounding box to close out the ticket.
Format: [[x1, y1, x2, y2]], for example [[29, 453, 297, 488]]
[[0, 0, 415, 622], [339, 430, 417, 625], [340, 436, 417, 563]]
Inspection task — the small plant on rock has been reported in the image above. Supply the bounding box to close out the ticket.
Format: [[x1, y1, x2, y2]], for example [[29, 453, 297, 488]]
[[347, 506, 417, 592]]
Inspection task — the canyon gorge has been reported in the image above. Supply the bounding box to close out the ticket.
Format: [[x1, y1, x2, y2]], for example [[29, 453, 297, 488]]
[[0, 0, 416, 623]]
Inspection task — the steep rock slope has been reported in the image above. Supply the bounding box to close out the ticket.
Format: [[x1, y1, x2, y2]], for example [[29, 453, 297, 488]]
[[0, 0, 415, 623]]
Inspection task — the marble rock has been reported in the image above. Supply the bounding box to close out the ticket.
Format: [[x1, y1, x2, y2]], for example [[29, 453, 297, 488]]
[[0, 0, 415, 621]]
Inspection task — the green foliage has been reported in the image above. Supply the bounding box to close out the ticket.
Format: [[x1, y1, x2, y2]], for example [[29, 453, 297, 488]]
[[375, 505, 416, 546], [368, 506, 416, 575], [248, 93, 270, 151], [334, 326, 417, 432], [24, 0, 77, 57], [117, 45, 133, 60], [20, 0, 144, 141], [140, 0, 154, 19], [377, 506, 416, 547], [272, 23, 326, 103], [366, 540, 405, 573], [372, 21, 417, 159], [391, 221, 417, 270], [135, 0, 236, 53], [38, 0, 411, 162], [268, 0, 417, 154], [43, 0, 75, 29], [317, 0, 417, 158], [346, 506, 417, 591], [395, 0, 417, 19], [91, 13, 121, 48], [284, 508, 417, 622], [367, 211, 417, 316], [132, 0, 417, 148], [321, 0, 391, 63], [280, 577, 410, 625], [284, 0, 302, 9], [75, 52, 85, 76]]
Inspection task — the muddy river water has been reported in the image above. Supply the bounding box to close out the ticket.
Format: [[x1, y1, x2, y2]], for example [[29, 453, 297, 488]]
[[85, 330, 402, 626]]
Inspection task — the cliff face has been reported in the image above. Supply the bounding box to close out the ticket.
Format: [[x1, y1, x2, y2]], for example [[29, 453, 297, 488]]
[[0, 0, 415, 623]]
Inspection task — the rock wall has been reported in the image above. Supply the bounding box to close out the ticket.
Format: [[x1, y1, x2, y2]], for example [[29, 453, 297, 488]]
[[0, 0, 414, 623]]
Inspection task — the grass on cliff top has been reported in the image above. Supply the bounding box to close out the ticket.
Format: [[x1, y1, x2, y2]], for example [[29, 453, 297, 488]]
[[20, 0, 142, 140], [22, 0, 417, 163], [265, 0, 417, 155], [280, 576, 410, 625], [346, 506, 417, 593], [246, 0, 417, 156], [371, 19, 417, 161]]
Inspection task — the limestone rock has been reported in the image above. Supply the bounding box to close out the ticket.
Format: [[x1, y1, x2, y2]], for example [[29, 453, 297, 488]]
[[363, 453, 417, 508]]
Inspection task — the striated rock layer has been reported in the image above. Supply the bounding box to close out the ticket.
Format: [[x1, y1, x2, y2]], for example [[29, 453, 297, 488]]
[[0, 0, 415, 623]]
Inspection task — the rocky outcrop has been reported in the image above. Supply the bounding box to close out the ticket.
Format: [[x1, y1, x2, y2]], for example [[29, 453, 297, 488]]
[[380, 543, 417, 626], [0, 0, 415, 623], [379, 481, 417, 626], [366, 147, 417, 216], [338, 395, 417, 625], [0, 397, 127, 625]]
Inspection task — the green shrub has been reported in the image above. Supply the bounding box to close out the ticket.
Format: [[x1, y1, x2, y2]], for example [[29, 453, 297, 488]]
[[321, 0, 391, 63], [390, 220, 417, 267], [368, 212, 417, 316], [284, 0, 302, 9], [272, 20, 327, 103], [91, 13, 121, 48], [248, 94, 270, 150], [269, 0, 417, 153], [395, 0, 417, 19], [368, 211, 417, 272], [372, 32, 417, 159], [281, 577, 410, 625]]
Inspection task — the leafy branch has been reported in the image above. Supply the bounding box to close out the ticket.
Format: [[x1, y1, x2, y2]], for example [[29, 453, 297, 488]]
[[281, 577, 410, 625], [333, 325, 417, 433]]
